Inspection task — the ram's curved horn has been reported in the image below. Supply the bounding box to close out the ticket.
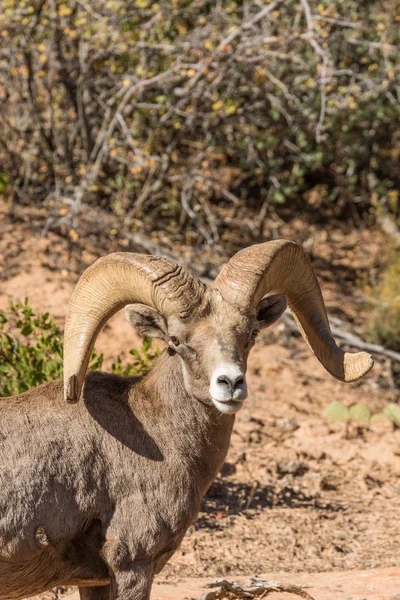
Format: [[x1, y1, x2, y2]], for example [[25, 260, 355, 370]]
[[212, 240, 373, 382], [64, 253, 205, 403]]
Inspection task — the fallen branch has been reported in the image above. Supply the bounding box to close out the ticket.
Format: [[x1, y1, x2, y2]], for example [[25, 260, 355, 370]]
[[283, 312, 400, 363], [199, 575, 315, 599]]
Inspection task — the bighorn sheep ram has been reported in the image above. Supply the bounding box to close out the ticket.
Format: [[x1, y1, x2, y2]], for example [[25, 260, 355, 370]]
[[0, 241, 373, 600]]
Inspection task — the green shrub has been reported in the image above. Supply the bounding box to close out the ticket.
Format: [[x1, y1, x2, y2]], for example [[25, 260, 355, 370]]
[[0, 299, 158, 397], [364, 249, 400, 351], [111, 336, 160, 378], [324, 400, 400, 428]]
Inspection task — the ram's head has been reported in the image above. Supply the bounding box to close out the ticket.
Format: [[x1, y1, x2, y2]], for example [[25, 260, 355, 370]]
[[64, 241, 373, 413]]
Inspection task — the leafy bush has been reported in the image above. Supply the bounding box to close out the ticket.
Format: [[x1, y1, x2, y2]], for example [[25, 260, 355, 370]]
[[0, 299, 158, 397], [364, 249, 400, 351], [111, 336, 160, 378], [0, 0, 399, 244]]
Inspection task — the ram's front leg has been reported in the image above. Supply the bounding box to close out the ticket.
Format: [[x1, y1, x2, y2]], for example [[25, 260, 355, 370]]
[[79, 585, 111, 600], [109, 562, 153, 600]]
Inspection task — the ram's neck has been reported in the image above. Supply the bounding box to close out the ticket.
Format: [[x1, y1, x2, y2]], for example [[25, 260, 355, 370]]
[[132, 351, 235, 493]]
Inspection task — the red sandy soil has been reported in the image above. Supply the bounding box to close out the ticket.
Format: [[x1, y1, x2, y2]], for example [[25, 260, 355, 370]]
[[1, 208, 399, 599]]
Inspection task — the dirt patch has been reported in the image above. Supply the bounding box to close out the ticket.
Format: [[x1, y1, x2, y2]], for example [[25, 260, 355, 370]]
[[32, 568, 400, 600], [1, 213, 399, 599]]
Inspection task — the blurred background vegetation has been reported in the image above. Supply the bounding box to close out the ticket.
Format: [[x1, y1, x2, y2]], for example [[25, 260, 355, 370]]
[[0, 0, 399, 350], [0, 0, 399, 244]]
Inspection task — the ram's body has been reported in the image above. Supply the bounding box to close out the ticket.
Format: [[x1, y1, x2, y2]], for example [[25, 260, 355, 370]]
[[0, 241, 373, 600], [0, 357, 232, 599]]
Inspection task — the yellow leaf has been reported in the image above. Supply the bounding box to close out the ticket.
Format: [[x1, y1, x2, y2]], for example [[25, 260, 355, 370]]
[[377, 23, 386, 31], [69, 229, 79, 242], [388, 70, 395, 79], [254, 68, 267, 84], [58, 4, 73, 16], [130, 166, 143, 175], [212, 100, 223, 111], [187, 68, 196, 77], [388, 190, 399, 211], [225, 104, 238, 115], [176, 22, 187, 35]]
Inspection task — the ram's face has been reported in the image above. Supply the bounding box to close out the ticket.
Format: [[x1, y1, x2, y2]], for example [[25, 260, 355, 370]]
[[126, 292, 287, 415], [126, 294, 286, 414], [166, 301, 254, 414]]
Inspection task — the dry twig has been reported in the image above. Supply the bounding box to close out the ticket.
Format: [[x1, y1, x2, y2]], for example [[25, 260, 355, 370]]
[[199, 575, 315, 600]]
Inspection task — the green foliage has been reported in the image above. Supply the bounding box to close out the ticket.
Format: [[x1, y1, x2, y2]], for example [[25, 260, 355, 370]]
[[111, 336, 160, 377], [0, 1, 399, 243], [384, 403, 400, 427], [324, 400, 400, 428], [349, 403, 371, 424], [370, 412, 391, 425], [324, 401, 349, 422], [0, 299, 157, 397], [364, 250, 400, 351]]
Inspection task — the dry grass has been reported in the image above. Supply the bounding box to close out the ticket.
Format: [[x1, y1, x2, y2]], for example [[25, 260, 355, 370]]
[[364, 249, 400, 351]]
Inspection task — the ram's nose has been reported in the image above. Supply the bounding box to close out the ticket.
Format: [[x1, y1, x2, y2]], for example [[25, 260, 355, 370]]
[[216, 374, 245, 395], [210, 365, 248, 403]]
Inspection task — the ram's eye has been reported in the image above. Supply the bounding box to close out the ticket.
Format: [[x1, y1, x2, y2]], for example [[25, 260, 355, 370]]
[[251, 329, 260, 341], [169, 335, 181, 347]]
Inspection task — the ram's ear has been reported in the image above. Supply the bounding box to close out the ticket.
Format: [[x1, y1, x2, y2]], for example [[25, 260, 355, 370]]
[[256, 294, 287, 329], [125, 304, 169, 342]]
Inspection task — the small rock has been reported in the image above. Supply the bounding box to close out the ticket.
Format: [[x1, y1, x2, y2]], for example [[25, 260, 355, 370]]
[[276, 459, 308, 478], [274, 417, 299, 433], [320, 474, 341, 491]]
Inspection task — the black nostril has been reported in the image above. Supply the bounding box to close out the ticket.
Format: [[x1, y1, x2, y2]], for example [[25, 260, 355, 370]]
[[217, 374, 245, 393], [217, 375, 231, 388], [234, 376, 244, 389]]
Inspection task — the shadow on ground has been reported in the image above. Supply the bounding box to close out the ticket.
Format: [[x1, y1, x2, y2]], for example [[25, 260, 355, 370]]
[[196, 476, 345, 530]]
